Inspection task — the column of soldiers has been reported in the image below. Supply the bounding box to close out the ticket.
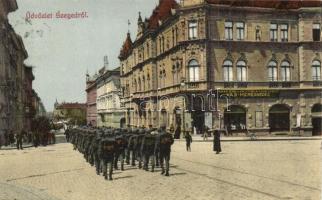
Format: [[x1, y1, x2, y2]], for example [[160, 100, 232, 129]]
[[66, 126, 174, 181]]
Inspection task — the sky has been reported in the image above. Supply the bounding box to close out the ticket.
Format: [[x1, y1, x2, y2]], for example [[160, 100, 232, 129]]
[[8, 0, 159, 111]]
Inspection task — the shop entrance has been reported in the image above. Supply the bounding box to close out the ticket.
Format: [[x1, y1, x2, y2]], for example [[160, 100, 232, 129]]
[[269, 104, 290, 132], [224, 105, 247, 133], [312, 104, 322, 136]]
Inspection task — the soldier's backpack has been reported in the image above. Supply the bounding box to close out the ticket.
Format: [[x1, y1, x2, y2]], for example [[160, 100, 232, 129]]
[[144, 134, 156, 151]]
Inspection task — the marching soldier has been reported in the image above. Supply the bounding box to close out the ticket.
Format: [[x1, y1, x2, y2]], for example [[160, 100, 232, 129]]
[[155, 126, 174, 176]]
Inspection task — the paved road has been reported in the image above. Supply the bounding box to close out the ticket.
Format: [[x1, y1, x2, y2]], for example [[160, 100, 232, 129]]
[[0, 140, 321, 200]]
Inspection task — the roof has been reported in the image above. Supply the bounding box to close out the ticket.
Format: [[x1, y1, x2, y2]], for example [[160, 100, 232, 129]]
[[118, 0, 178, 60], [147, 0, 179, 29], [206, 0, 322, 9], [119, 32, 133, 60]]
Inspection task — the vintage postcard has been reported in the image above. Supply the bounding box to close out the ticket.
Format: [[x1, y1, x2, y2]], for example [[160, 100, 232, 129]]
[[0, 0, 321, 200]]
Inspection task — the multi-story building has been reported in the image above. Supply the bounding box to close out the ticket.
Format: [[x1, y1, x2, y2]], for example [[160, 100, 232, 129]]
[[119, 0, 322, 137], [96, 67, 125, 128], [0, 0, 32, 135], [24, 65, 35, 131], [53, 101, 86, 125], [86, 72, 98, 126]]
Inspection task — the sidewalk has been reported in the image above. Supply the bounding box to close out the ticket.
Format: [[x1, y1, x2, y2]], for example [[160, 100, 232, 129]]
[[177, 135, 322, 142]]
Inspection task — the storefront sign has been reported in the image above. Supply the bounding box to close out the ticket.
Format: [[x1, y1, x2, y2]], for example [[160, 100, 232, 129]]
[[219, 90, 280, 98]]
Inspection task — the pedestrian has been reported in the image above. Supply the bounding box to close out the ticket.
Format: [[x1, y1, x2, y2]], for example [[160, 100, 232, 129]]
[[185, 132, 192, 152], [203, 125, 209, 141], [213, 130, 221, 154], [16, 130, 24, 150]]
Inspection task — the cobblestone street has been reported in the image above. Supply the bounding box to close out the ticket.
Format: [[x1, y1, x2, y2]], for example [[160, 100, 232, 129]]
[[0, 140, 321, 200]]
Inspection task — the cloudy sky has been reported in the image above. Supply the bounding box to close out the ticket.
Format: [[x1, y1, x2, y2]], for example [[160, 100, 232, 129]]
[[8, 0, 159, 111]]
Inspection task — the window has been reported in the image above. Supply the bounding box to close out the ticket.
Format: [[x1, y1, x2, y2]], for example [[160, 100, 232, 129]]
[[225, 21, 233, 40], [223, 60, 233, 81], [236, 22, 245, 40], [237, 60, 247, 81], [312, 60, 321, 81], [313, 24, 321, 41], [280, 61, 291, 81], [270, 23, 278, 41], [188, 21, 198, 40], [188, 59, 199, 82], [268, 61, 277, 81], [280, 24, 288, 42]]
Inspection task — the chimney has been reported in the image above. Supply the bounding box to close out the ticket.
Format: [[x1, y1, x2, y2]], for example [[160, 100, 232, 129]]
[[104, 55, 109, 69]]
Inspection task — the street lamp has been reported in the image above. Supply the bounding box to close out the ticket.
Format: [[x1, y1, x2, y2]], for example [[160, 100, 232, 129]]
[[156, 88, 161, 128], [180, 81, 186, 137], [130, 93, 134, 128]]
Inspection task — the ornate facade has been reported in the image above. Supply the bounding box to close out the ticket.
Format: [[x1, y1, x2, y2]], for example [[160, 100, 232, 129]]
[[96, 67, 125, 128], [119, 0, 322, 136]]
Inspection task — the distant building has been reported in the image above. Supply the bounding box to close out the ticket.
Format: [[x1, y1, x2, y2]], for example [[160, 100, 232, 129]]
[[53, 101, 86, 125], [86, 73, 98, 126], [96, 66, 125, 128]]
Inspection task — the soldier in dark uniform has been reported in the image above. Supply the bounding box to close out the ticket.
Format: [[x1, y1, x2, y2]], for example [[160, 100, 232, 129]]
[[114, 130, 127, 171], [134, 129, 145, 169], [99, 136, 116, 180], [213, 130, 222, 154], [128, 131, 137, 166], [16, 130, 24, 150], [141, 129, 157, 172], [155, 126, 174, 176]]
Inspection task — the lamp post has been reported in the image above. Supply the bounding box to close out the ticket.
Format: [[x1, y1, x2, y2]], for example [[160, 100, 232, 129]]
[[156, 88, 161, 128], [130, 93, 133, 128], [180, 81, 186, 137]]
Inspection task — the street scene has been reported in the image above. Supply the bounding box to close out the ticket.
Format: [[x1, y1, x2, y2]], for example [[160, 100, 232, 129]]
[[1, 139, 321, 200], [1, 0, 322, 199]]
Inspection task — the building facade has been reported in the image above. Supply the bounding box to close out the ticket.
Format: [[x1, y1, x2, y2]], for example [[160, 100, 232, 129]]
[[0, 0, 39, 135], [86, 73, 98, 126], [96, 67, 125, 128], [119, 0, 322, 136], [53, 102, 87, 125]]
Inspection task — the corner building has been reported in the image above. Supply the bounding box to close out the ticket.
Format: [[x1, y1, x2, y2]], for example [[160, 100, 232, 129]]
[[119, 0, 322, 137]]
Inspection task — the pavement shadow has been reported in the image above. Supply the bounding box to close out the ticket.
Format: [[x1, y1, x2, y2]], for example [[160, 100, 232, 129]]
[[170, 172, 187, 176], [114, 175, 134, 180]]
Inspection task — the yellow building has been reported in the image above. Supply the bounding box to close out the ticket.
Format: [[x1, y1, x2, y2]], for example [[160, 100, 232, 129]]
[[119, 0, 322, 137]]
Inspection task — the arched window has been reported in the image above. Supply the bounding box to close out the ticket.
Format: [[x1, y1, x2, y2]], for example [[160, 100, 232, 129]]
[[268, 61, 277, 81], [188, 59, 199, 82], [280, 61, 291, 81], [134, 79, 137, 92], [236, 60, 247, 82], [312, 60, 321, 81], [223, 60, 233, 82]]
